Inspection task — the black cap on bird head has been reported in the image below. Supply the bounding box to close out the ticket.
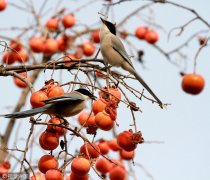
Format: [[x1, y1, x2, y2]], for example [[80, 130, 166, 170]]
[[75, 88, 96, 100], [100, 17, 116, 35]]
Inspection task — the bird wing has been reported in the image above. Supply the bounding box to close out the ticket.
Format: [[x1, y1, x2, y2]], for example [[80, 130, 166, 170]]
[[111, 36, 134, 68], [43, 93, 84, 104]]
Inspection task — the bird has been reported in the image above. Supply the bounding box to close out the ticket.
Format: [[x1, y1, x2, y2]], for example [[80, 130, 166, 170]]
[[99, 17, 163, 108], [1, 88, 96, 119]]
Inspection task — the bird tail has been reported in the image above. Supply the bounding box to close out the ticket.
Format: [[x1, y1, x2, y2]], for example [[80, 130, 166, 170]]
[[0, 105, 50, 119], [132, 70, 163, 108]]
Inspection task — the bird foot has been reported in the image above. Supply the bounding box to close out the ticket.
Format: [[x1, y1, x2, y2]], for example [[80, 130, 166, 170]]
[[60, 117, 69, 127]]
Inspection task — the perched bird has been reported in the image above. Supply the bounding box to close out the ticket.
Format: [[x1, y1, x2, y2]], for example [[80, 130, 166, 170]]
[[100, 17, 163, 108], [1, 88, 96, 119]]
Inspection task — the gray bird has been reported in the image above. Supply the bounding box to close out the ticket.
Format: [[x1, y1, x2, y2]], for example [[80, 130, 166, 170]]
[[1, 88, 96, 119], [100, 18, 163, 108]]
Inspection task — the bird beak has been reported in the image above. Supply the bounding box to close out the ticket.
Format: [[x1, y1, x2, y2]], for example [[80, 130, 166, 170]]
[[100, 17, 105, 24], [91, 95, 97, 100]]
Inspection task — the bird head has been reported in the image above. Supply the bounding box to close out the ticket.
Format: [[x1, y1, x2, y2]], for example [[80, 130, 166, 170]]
[[75, 88, 97, 100], [100, 17, 116, 35]]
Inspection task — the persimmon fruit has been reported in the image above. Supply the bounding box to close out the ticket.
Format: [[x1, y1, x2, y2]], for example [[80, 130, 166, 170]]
[[38, 155, 58, 174], [62, 14, 76, 28], [145, 30, 159, 44], [45, 169, 63, 180], [39, 131, 59, 150], [71, 157, 90, 176], [80, 142, 100, 159], [95, 111, 114, 131], [135, 26, 148, 39], [182, 74, 205, 95], [117, 131, 137, 152], [30, 90, 48, 108]]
